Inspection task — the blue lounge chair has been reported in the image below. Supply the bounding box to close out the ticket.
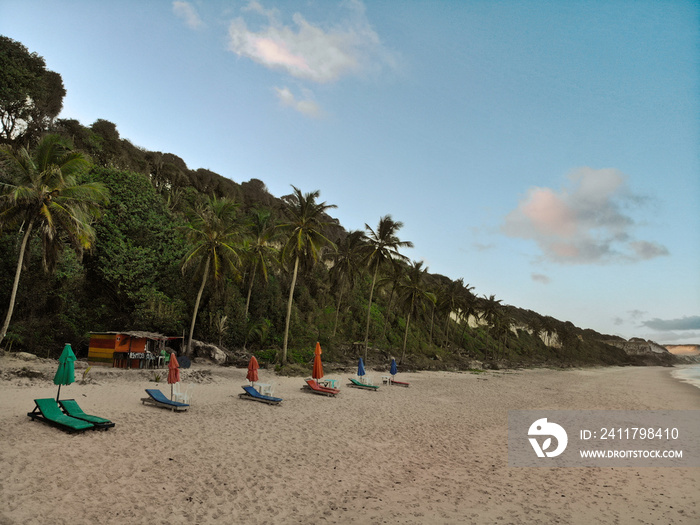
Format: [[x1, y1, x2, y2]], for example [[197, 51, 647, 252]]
[[27, 398, 95, 432], [58, 399, 115, 429], [238, 385, 283, 405], [141, 388, 189, 411]]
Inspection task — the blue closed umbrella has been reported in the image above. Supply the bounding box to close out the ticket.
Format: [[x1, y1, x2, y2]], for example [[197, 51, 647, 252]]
[[357, 357, 366, 379], [390, 358, 398, 377]]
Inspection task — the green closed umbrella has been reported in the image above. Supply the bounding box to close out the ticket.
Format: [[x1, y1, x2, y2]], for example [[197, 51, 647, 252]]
[[54, 343, 77, 401]]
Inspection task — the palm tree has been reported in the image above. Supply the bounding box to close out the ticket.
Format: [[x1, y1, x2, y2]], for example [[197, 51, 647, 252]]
[[377, 258, 405, 340], [328, 229, 366, 337], [362, 215, 412, 360], [457, 282, 477, 341], [278, 186, 336, 364], [242, 208, 279, 320], [440, 277, 464, 348], [479, 294, 504, 360], [0, 134, 108, 346], [181, 196, 242, 354], [396, 260, 435, 364]]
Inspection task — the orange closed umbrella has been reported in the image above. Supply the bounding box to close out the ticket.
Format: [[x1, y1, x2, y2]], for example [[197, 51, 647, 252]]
[[312, 342, 324, 382], [167, 354, 181, 400], [246, 356, 259, 385]]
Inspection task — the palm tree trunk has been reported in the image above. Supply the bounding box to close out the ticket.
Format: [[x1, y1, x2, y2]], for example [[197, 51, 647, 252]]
[[281, 255, 299, 364], [460, 313, 469, 340], [443, 315, 450, 348], [332, 287, 344, 337], [428, 305, 435, 346], [187, 256, 210, 356], [363, 265, 379, 361], [244, 265, 257, 320], [381, 287, 395, 339], [0, 218, 34, 347], [400, 311, 412, 364]]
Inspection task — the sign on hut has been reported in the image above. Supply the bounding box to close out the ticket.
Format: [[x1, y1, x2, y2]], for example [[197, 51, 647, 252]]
[[88, 331, 183, 368]]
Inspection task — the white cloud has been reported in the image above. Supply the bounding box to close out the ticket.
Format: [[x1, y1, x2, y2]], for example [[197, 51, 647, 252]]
[[173, 1, 204, 29], [274, 87, 322, 118], [531, 273, 551, 284], [227, 0, 392, 83], [502, 167, 669, 264]]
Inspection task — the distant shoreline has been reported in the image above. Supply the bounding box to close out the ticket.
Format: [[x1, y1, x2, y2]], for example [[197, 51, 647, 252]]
[[670, 363, 700, 392]]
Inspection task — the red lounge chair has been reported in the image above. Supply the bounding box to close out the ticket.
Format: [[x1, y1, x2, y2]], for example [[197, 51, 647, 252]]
[[302, 378, 339, 396], [390, 379, 410, 387]]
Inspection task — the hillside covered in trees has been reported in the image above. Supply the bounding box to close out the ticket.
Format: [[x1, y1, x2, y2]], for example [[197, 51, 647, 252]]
[[0, 36, 670, 369]]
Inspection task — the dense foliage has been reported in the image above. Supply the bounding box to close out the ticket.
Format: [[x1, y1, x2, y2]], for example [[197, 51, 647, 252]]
[[0, 36, 642, 367]]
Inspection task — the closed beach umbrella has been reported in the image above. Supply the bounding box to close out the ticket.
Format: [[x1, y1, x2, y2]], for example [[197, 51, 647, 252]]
[[390, 358, 398, 377], [53, 343, 77, 401], [312, 342, 324, 382], [246, 356, 259, 385], [357, 357, 366, 380], [167, 354, 181, 400]]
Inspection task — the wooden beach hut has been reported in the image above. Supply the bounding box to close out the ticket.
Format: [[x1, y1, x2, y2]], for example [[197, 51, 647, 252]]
[[88, 331, 182, 368]]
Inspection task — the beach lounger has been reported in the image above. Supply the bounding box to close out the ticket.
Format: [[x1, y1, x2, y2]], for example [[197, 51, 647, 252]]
[[238, 385, 283, 405], [347, 378, 380, 391], [58, 399, 115, 429], [382, 376, 411, 387], [141, 388, 189, 411], [27, 398, 95, 432], [302, 378, 340, 397]]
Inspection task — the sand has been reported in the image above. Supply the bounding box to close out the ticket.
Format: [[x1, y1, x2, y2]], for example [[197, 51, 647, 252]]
[[0, 356, 698, 524]]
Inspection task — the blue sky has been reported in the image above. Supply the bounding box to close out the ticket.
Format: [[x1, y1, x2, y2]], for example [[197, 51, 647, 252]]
[[2, 0, 699, 344]]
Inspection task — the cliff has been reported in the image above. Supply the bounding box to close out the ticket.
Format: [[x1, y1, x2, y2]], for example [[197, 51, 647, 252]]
[[665, 344, 700, 356], [604, 338, 679, 366]]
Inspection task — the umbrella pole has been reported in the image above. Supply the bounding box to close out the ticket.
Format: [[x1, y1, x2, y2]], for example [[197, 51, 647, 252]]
[[56, 385, 61, 402]]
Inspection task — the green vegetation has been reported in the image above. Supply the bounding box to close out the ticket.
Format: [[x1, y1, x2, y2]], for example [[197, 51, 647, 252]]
[[0, 36, 645, 367]]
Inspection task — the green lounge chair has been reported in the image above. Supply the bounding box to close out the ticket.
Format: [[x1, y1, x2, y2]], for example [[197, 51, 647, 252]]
[[27, 398, 94, 432], [347, 378, 380, 391], [58, 399, 115, 429]]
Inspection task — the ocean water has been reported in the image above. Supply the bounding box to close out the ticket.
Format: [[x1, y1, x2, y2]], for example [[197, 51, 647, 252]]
[[671, 364, 700, 391]]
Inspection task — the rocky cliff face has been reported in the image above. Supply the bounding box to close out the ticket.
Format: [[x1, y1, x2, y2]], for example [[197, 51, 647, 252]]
[[665, 344, 700, 356], [605, 338, 678, 366]]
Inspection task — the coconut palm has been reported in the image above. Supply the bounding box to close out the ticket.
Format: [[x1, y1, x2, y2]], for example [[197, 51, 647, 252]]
[[362, 215, 412, 360], [395, 260, 435, 364], [439, 277, 464, 348], [0, 134, 108, 346], [479, 294, 504, 360], [242, 208, 279, 320], [181, 196, 242, 354], [278, 186, 336, 364], [457, 282, 477, 341], [377, 258, 405, 340], [328, 229, 366, 337]]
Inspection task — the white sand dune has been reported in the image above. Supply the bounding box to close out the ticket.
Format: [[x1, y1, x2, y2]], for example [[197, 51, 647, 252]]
[[0, 356, 698, 524]]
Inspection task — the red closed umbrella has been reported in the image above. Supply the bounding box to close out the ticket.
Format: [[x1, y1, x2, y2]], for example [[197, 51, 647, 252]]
[[246, 356, 259, 385], [312, 342, 324, 383], [167, 354, 181, 400]]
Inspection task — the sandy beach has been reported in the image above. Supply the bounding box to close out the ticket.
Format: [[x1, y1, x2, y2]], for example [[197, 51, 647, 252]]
[[0, 356, 698, 524]]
